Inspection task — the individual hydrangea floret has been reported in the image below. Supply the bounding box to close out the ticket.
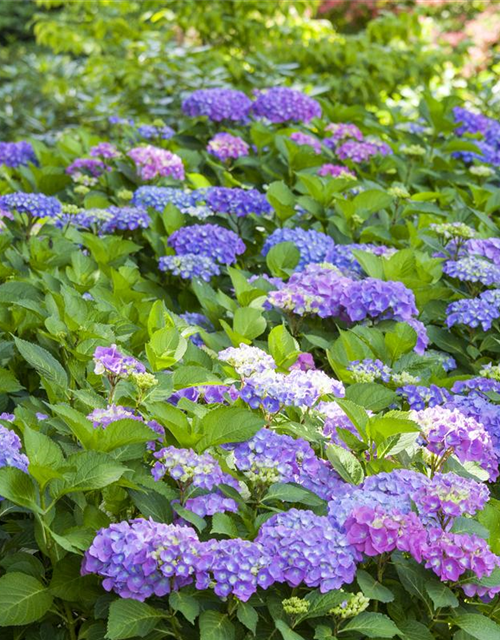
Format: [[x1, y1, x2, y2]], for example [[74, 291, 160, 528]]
[[0, 192, 62, 219], [289, 132, 322, 154], [207, 133, 249, 161], [262, 228, 335, 271], [251, 87, 322, 124], [218, 343, 276, 377], [256, 509, 359, 592], [0, 425, 29, 474], [0, 141, 37, 168], [318, 163, 356, 178], [81, 519, 201, 601], [196, 539, 279, 601], [205, 186, 272, 217], [93, 344, 146, 378], [128, 145, 185, 181], [168, 223, 245, 265], [159, 254, 220, 281], [410, 406, 498, 481], [185, 492, 239, 519], [182, 88, 252, 122], [224, 428, 346, 500]]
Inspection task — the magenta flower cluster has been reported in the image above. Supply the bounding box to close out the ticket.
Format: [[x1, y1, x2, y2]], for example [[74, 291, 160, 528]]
[[128, 145, 185, 181], [207, 132, 249, 161]]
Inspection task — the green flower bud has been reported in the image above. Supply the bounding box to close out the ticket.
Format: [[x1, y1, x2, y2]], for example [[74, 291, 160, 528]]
[[388, 185, 410, 199], [330, 592, 369, 619], [469, 165, 494, 177], [400, 144, 426, 157], [131, 372, 158, 390], [118, 189, 134, 201], [283, 597, 310, 615]]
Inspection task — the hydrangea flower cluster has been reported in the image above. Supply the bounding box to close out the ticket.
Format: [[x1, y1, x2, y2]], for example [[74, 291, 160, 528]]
[[205, 186, 272, 217], [207, 132, 249, 161], [324, 122, 363, 144], [133, 186, 204, 213], [0, 424, 29, 474], [347, 359, 392, 383], [466, 238, 500, 263], [452, 377, 500, 396], [81, 519, 200, 600], [446, 289, 500, 330], [397, 384, 452, 410], [330, 592, 370, 619], [93, 344, 146, 379], [136, 124, 175, 140], [224, 428, 346, 500], [0, 192, 62, 219], [251, 87, 322, 123], [318, 163, 356, 178], [180, 311, 214, 347], [65, 206, 150, 233], [128, 145, 185, 181], [262, 228, 335, 270], [336, 140, 392, 162], [168, 223, 245, 265], [218, 343, 276, 376], [159, 254, 220, 281], [256, 509, 359, 592], [289, 132, 322, 154], [430, 221, 477, 241], [239, 369, 345, 413], [453, 107, 500, 166], [184, 492, 239, 519], [87, 404, 142, 428], [182, 88, 252, 122], [324, 243, 395, 275], [89, 142, 121, 158], [318, 401, 361, 448], [0, 141, 37, 168], [446, 393, 500, 456], [66, 157, 109, 178], [410, 406, 498, 480], [443, 256, 500, 286]]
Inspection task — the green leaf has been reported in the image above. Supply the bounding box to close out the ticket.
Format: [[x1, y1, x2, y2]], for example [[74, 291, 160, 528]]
[[345, 383, 397, 411], [453, 614, 500, 640], [478, 498, 500, 553], [93, 419, 158, 452], [356, 570, 394, 603], [0, 572, 53, 626], [49, 556, 97, 601], [353, 189, 393, 216], [268, 325, 299, 369], [340, 612, 399, 638], [263, 482, 326, 508], [196, 406, 264, 450], [53, 451, 127, 497], [0, 467, 41, 512], [50, 403, 95, 448], [0, 367, 23, 393], [211, 512, 239, 538], [14, 337, 68, 388], [266, 181, 296, 221], [326, 444, 364, 485], [276, 620, 306, 640], [384, 323, 417, 362], [199, 610, 235, 640], [146, 326, 187, 370], [106, 599, 164, 639], [233, 307, 267, 340], [425, 580, 458, 608], [237, 602, 258, 634], [266, 242, 300, 278], [397, 620, 434, 640], [297, 590, 346, 623], [169, 592, 199, 625], [129, 490, 172, 523]]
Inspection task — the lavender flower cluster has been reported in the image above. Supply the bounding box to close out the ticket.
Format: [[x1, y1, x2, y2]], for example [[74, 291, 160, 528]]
[[0, 192, 62, 219], [446, 289, 500, 330], [453, 107, 500, 166], [182, 88, 253, 122], [251, 87, 322, 123], [93, 344, 145, 379], [0, 424, 29, 474], [0, 141, 37, 168], [207, 133, 249, 161], [128, 145, 185, 181]]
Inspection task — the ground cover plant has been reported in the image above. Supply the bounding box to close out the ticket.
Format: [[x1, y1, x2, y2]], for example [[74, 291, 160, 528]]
[[3, 2, 500, 640]]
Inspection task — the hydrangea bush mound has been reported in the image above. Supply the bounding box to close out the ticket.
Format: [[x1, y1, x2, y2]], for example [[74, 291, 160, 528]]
[[1, 83, 500, 640]]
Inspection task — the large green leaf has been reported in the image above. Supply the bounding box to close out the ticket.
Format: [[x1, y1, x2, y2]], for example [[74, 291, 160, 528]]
[[196, 406, 264, 450], [0, 572, 53, 626], [340, 612, 399, 638], [326, 444, 364, 485], [53, 451, 127, 497], [453, 614, 500, 640], [14, 337, 68, 388], [0, 467, 41, 512], [199, 610, 235, 640], [106, 599, 164, 639]]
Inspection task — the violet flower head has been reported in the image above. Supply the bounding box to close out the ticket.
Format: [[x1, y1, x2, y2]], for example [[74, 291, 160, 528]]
[[207, 133, 249, 162], [159, 254, 220, 281], [397, 384, 452, 410], [324, 122, 364, 143], [289, 132, 322, 154], [89, 142, 120, 159], [347, 358, 392, 384], [446, 289, 500, 331], [262, 228, 335, 270], [443, 256, 500, 286], [0, 141, 37, 168], [336, 140, 392, 162], [218, 343, 276, 377], [256, 509, 358, 592], [66, 157, 109, 177], [87, 405, 143, 429], [128, 145, 185, 181], [99, 206, 150, 233], [205, 186, 272, 217], [182, 88, 252, 122], [318, 163, 356, 178], [185, 492, 239, 519], [136, 124, 175, 141], [81, 519, 201, 601], [0, 424, 29, 474], [168, 223, 245, 265], [290, 352, 316, 371], [93, 344, 146, 378], [132, 186, 205, 213], [0, 192, 62, 219], [251, 87, 322, 124]]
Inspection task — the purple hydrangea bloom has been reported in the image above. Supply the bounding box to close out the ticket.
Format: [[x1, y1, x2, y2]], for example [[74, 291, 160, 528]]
[[446, 289, 500, 330], [168, 223, 245, 265], [205, 186, 273, 217], [218, 344, 276, 377], [81, 519, 201, 600], [452, 377, 500, 396], [182, 88, 252, 122], [207, 133, 249, 161], [159, 254, 220, 281], [318, 163, 356, 178], [66, 157, 108, 177], [410, 406, 498, 481], [290, 352, 316, 371], [89, 143, 120, 159], [262, 228, 335, 271], [100, 206, 150, 233], [136, 124, 175, 140], [0, 413, 15, 422], [443, 256, 500, 286], [201, 385, 239, 404], [324, 122, 364, 143], [167, 387, 200, 406], [289, 132, 322, 154], [224, 428, 346, 500], [453, 107, 500, 166], [0, 192, 62, 219], [256, 509, 358, 592], [447, 393, 500, 455], [93, 344, 145, 378], [347, 358, 392, 383], [87, 405, 143, 428], [0, 424, 29, 474], [466, 238, 500, 263], [0, 141, 37, 168], [251, 88, 322, 124], [132, 186, 205, 213], [397, 384, 452, 410], [196, 538, 280, 601], [180, 312, 214, 347], [152, 446, 240, 492], [336, 140, 392, 162], [185, 492, 239, 518], [128, 145, 185, 181]]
